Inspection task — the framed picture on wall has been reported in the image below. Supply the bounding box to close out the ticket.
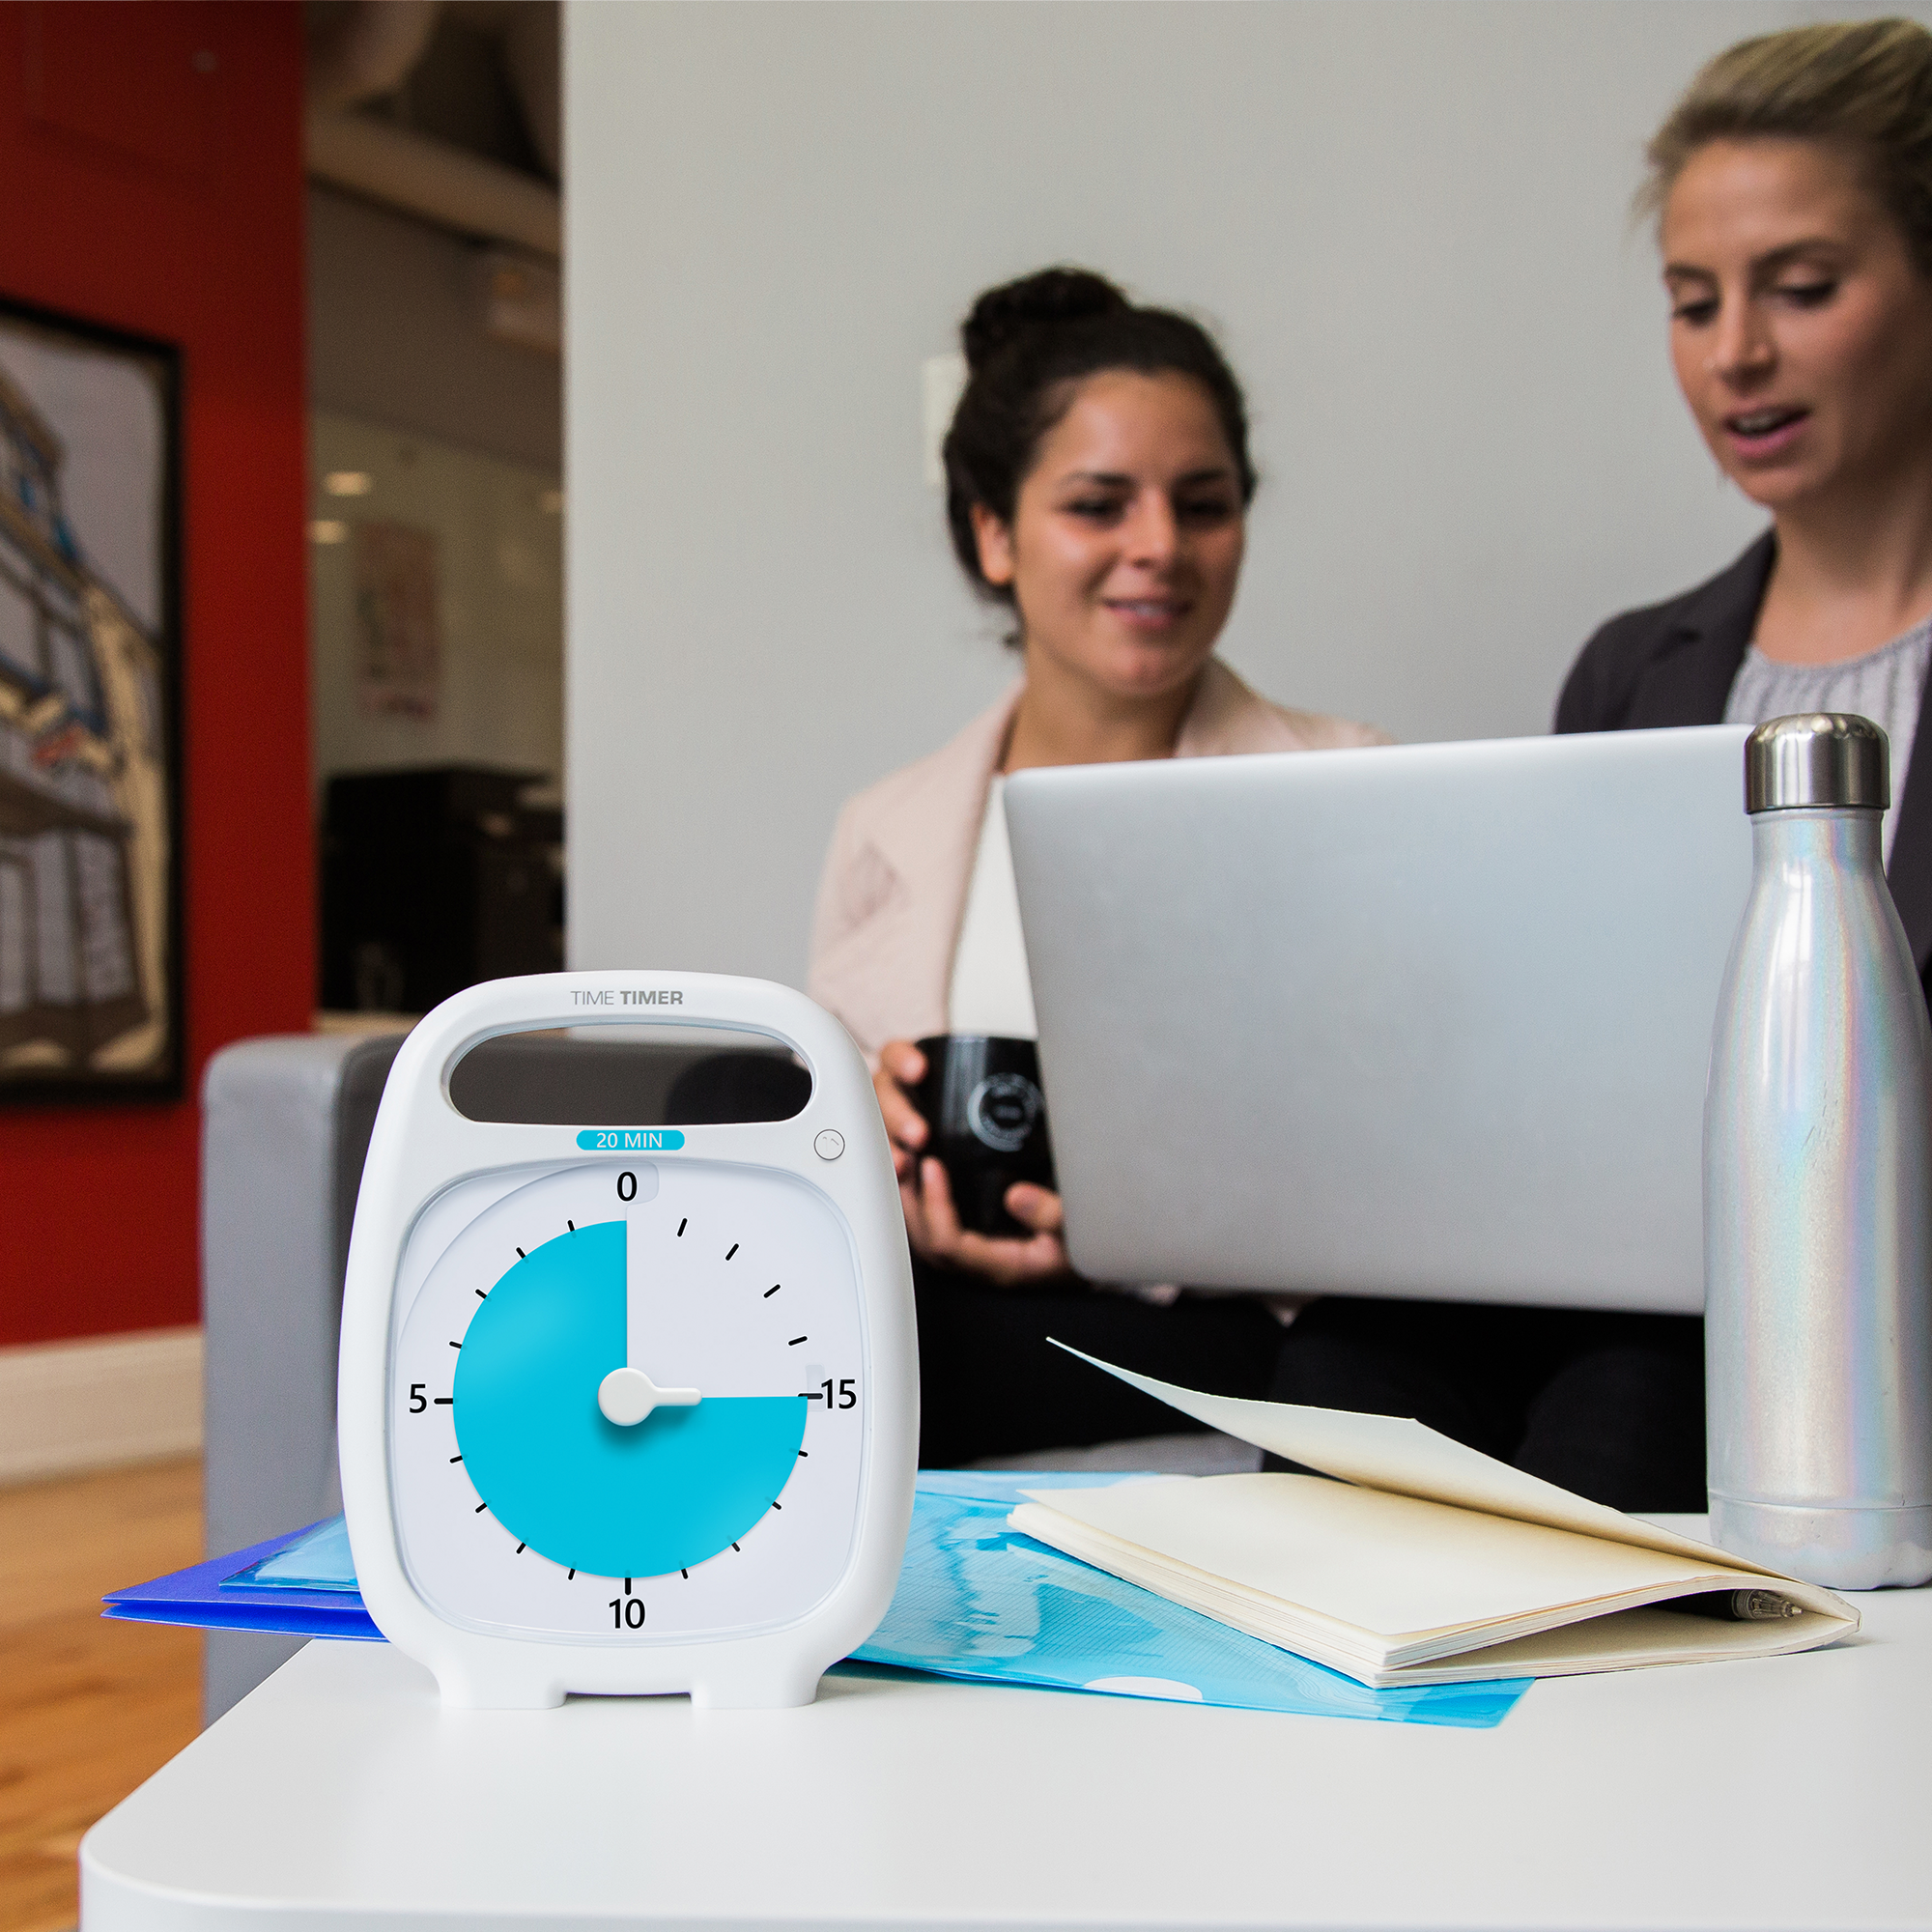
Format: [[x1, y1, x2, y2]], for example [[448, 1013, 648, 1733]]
[[0, 295, 182, 1101]]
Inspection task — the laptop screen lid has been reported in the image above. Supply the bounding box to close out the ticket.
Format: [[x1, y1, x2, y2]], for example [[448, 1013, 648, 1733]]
[[1003, 725, 1752, 1316]]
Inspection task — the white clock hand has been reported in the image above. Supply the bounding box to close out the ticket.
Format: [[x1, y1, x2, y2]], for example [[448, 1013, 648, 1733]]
[[598, 1365, 702, 1427]]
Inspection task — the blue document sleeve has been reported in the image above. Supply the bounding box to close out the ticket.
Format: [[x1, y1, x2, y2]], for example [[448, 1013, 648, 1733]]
[[853, 1479, 1526, 1728]]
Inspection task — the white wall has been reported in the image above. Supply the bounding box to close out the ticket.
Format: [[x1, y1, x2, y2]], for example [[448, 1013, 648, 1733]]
[[567, 0, 1918, 988]]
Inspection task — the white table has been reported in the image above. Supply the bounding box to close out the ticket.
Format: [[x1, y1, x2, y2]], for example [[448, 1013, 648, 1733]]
[[82, 1537, 1932, 1932]]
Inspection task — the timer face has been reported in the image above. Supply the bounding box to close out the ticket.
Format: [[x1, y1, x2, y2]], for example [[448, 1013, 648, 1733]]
[[389, 1158, 867, 1644]]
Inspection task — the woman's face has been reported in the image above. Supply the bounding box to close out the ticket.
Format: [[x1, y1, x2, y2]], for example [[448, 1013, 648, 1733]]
[[1662, 137, 1932, 514], [972, 369, 1245, 701]]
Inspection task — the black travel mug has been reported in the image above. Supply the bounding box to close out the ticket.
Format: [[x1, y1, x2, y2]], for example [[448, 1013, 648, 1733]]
[[911, 1034, 1057, 1237]]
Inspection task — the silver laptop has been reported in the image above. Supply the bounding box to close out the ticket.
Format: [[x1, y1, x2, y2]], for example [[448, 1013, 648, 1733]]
[[1004, 725, 1753, 1316]]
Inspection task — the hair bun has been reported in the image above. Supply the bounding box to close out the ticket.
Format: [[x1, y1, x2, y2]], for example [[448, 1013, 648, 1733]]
[[960, 267, 1129, 372]]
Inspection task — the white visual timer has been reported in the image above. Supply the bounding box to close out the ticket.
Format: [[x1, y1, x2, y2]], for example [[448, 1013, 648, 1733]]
[[337, 973, 918, 1709]]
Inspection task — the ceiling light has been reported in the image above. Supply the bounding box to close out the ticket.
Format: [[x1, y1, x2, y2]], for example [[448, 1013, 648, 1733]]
[[324, 470, 375, 497], [310, 519, 350, 545]]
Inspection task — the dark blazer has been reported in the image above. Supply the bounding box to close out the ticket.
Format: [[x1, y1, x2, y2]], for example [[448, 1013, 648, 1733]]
[[1555, 530, 1932, 999]]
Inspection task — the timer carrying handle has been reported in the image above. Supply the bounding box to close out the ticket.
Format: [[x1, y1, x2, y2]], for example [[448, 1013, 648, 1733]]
[[354, 971, 889, 1258], [413, 972, 852, 1122], [354, 972, 858, 1157]]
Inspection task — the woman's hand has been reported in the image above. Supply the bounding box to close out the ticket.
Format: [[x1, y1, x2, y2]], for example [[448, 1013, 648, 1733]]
[[903, 1162, 1070, 1287], [872, 1039, 934, 1180], [873, 1038, 1072, 1287]]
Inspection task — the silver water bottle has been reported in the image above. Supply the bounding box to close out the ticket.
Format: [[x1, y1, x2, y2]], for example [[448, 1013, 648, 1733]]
[[1705, 713, 1932, 1588]]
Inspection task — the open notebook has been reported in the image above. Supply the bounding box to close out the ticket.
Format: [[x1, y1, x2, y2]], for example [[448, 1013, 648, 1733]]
[[1009, 1348, 1859, 1689]]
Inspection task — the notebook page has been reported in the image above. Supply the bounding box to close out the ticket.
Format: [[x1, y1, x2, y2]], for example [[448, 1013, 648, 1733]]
[[1048, 1343, 1788, 1577], [1018, 1474, 1751, 1639]]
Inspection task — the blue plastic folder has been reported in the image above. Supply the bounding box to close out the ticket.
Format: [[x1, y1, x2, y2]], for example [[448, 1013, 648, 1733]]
[[103, 1474, 1528, 1727], [103, 1521, 383, 1640]]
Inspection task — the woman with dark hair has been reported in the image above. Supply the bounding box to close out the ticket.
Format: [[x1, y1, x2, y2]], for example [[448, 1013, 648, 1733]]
[[808, 268, 1386, 1464]]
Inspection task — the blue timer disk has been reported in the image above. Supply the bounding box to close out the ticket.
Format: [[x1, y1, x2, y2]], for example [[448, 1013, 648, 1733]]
[[452, 1221, 807, 1577]]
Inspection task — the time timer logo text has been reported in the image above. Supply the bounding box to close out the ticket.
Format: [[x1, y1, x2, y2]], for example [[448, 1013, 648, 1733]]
[[570, 989, 684, 1006]]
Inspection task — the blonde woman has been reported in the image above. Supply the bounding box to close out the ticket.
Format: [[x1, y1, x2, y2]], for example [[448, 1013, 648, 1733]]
[[1267, 24, 1932, 1513], [1560, 17, 1932, 989]]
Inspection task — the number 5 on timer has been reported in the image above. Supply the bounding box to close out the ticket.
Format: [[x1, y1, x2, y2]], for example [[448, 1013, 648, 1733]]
[[336, 972, 918, 1710]]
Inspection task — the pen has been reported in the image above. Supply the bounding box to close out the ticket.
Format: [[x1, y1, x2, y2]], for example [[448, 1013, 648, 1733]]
[[1675, 1588, 1804, 1622]]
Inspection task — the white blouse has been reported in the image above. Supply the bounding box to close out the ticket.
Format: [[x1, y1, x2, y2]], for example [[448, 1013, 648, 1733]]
[[945, 777, 1037, 1039]]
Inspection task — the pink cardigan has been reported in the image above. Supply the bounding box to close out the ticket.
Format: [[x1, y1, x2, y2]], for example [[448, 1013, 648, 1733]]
[[807, 659, 1389, 1060]]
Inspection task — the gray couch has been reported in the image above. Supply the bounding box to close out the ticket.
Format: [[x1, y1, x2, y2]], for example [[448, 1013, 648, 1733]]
[[202, 1034, 403, 1720]]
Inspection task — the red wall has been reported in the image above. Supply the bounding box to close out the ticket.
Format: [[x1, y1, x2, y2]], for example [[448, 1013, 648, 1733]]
[[0, 3, 311, 1347]]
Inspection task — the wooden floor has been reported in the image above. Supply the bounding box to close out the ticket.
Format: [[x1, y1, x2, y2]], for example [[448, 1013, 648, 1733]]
[[0, 1458, 202, 1932]]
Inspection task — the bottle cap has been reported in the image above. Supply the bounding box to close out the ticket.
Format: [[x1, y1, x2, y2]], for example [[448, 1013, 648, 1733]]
[[1744, 713, 1889, 814]]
